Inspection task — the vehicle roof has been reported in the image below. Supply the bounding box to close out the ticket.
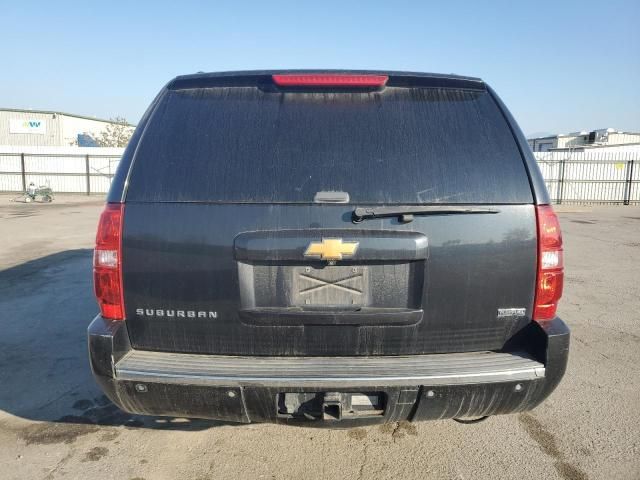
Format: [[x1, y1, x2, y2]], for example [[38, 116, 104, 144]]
[[168, 69, 486, 91]]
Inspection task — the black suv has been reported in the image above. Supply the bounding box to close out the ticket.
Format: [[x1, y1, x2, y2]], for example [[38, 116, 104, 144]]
[[89, 70, 569, 427]]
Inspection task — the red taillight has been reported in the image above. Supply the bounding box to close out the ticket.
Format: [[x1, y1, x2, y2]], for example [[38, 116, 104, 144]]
[[534, 205, 564, 321], [94, 203, 124, 320], [272, 74, 388, 87]]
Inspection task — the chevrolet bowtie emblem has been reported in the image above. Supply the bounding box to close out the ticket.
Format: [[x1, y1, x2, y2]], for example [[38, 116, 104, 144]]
[[304, 238, 359, 261]]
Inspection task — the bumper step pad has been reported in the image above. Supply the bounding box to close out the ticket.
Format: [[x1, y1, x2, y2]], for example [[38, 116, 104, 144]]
[[115, 350, 544, 388]]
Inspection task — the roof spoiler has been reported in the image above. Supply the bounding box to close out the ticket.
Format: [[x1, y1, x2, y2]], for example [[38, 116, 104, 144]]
[[168, 70, 486, 91]]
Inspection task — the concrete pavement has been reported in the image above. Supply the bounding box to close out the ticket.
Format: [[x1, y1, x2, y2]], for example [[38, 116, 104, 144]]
[[0, 195, 638, 479]]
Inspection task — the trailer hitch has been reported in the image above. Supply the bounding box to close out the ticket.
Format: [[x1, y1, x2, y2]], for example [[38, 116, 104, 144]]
[[322, 392, 343, 421]]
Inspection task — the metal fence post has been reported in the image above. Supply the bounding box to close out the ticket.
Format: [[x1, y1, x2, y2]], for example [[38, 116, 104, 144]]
[[557, 158, 566, 204], [85, 154, 91, 195], [624, 159, 634, 206], [20, 153, 27, 192]]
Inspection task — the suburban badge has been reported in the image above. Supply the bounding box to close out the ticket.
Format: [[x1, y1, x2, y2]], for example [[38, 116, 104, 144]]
[[497, 308, 526, 318]]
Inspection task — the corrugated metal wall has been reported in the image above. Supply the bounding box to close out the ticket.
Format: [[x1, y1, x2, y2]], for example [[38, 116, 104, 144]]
[[534, 151, 640, 204], [0, 148, 638, 203], [0, 111, 62, 146], [0, 147, 123, 194], [0, 110, 123, 147]]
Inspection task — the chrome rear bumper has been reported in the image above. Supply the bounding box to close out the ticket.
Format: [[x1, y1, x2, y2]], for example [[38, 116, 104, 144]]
[[115, 349, 545, 388], [88, 315, 569, 425]]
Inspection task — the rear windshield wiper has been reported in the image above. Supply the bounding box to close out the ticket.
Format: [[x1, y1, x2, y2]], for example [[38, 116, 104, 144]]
[[352, 206, 500, 223]]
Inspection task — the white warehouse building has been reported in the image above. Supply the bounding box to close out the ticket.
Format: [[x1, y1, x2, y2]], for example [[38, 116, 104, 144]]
[[528, 128, 640, 152], [0, 108, 131, 147]]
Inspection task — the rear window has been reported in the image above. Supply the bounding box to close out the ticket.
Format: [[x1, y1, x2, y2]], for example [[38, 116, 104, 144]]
[[126, 86, 532, 204]]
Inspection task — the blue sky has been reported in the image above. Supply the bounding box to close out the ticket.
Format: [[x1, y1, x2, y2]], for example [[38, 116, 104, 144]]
[[3, 0, 639, 136]]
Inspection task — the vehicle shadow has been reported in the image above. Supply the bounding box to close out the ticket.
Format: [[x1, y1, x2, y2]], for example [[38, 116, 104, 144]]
[[0, 249, 229, 431]]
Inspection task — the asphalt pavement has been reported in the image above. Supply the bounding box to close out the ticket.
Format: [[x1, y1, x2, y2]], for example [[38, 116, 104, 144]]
[[0, 194, 638, 480]]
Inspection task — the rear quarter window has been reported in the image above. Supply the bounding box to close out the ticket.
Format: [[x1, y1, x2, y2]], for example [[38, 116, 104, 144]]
[[125, 86, 532, 204]]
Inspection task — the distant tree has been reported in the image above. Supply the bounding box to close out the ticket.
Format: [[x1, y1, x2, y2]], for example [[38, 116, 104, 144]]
[[95, 117, 133, 147]]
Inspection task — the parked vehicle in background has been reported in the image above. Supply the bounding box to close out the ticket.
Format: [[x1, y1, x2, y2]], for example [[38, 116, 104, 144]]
[[88, 70, 569, 427]]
